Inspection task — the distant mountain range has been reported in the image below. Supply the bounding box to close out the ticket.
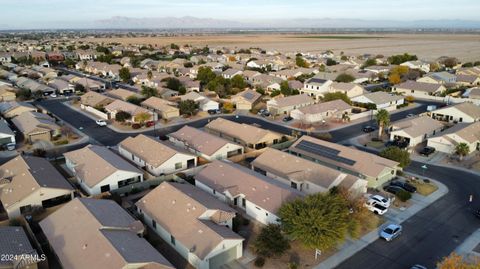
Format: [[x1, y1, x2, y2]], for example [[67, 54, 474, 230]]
[[94, 16, 480, 29]]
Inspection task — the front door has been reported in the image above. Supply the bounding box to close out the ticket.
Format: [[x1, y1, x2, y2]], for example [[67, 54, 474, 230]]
[[100, 184, 110, 193]]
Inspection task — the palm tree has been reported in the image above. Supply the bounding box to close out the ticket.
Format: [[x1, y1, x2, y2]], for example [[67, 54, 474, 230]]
[[455, 143, 470, 161], [375, 109, 390, 139]]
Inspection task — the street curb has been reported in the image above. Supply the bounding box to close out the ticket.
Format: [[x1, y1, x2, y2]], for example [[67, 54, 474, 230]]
[[314, 177, 448, 269]]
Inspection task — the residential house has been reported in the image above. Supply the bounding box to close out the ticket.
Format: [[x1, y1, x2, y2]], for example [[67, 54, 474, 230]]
[[105, 99, 156, 122], [0, 52, 12, 63], [0, 156, 74, 219], [301, 77, 334, 100], [389, 115, 445, 147], [64, 145, 144, 195], [119, 134, 197, 176], [106, 88, 141, 101], [168, 126, 244, 161], [11, 111, 60, 143], [205, 118, 283, 149], [75, 77, 104, 91], [252, 148, 367, 195], [351, 91, 405, 110], [417, 71, 457, 84], [0, 226, 41, 269], [230, 90, 262, 110], [222, 69, 243, 79], [266, 94, 315, 115], [137, 182, 243, 269], [290, 99, 352, 124], [80, 91, 114, 117], [400, 60, 431, 73], [0, 117, 15, 146], [288, 136, 400, 188], [427, 121, 480, 154], [47, 78, 73, 94], [429, 102, 480, 123], [0, 85, 16, 101], [456, 74, 480, 87], [0, 101, 36, 118], [457, 67, 480, 77], [180, 92, 219, 111], [241, 70, 261, 83], [329, 82, 364, 98], [40, 198, 174, 269], [393, 80, 446, 97], [364, 65, 391, 74], [271, 68, 317, 80], [195, 160, 301, 225], [141, 96, 179, 121]]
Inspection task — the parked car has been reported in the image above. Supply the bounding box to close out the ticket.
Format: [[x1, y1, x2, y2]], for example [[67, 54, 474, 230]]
[[411, 265, 427, 269], [364, 200, 388, 215], [4, 143, 15, 151], [406, 113, 416, 118], [369, 194, 391, 208], [380, 224, 402, 241], [419, 146, 436, 157], [283, 116, 293, 122], [383, 185, 404, 195], [145, 121, 155, 127], [50, 93, 57, 98], [258, 109, 270, 117], [473, 208, 480, 218], [390, 181, 417, 193], [95, 119, 107, 127], [362, 125, 376, 133], [208, 109, 221, 115]]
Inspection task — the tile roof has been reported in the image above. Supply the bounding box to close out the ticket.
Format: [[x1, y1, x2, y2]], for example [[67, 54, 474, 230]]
[[391, 115, 445, 138], [0, 226, 37, 266], [40, 198, 173, 269], [169, 126, 239, 156], [205, 118, 281, 145]]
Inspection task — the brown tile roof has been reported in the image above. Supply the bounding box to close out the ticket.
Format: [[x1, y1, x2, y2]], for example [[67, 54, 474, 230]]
[[141, 96, 178, 113], [136, 182, 242, 259], [268, 94, 314, 108], [169, 126, 240, 156], [196, 160, 301, 213], [105, 99, 151, 116], [289, 136, 399, 179], [119, 134, 193, 167], [252, 148, 360, 189], [396, 80, 444, 93], [0, 156, 72, 209], [11, 111, 59, 135], [64, 145, 142, 187], [205, 118, 281, 145], [391, 115, 445, 138], [80, 91, 114, 107], [40, 198, 173, 269], [296, 99, 351, 115]]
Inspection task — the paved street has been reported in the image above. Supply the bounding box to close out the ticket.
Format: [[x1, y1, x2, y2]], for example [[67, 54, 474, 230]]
[[335, 161, 480, 269], [36, 98, 477, 269]]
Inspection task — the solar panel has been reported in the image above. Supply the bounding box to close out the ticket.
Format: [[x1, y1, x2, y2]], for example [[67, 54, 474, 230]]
[[295, 140, 357, 166], [309, 78, 327, 84], [243, 92, 254, 100]]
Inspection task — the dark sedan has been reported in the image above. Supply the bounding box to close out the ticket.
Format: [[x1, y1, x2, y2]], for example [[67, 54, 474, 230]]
[[383, 185, 405, 195], [390, 181, 417, 193], [362, 126, 376, 133]]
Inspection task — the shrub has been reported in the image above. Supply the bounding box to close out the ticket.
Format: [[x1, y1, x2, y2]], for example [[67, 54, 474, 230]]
[[54, 139, 69, 146], [253, 224, 290, 258], [254, 257, 265, 267], [423, 179, 430, 184], [396, 189, 412, 202]]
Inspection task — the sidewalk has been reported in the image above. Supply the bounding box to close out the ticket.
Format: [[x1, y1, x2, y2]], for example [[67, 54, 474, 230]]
[[314, 177, 448, 269], [455, 229, 480, 262]]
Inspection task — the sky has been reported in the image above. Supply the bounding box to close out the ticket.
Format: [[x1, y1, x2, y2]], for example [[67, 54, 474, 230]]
[[1, 0, 480, 29]]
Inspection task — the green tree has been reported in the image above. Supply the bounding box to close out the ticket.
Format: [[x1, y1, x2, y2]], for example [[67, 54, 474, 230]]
[[280, 81, 299, 96], [326, 58, 337, 66], [279, 192, 351, 250], [64, 57, 76, 68], [119, 67, 131, 83], [147, 70, 153, 80], [322, 92, 352, 105], [141, 86, 158, 98], [375, 109, 390, 138], [295, 56, 309, 68], [134, 112, 152, 124], [362, 58, 377, 68], [115, 110, 131, 122], [179, 100, 197, 116], [126, 95, 142, 106], [455, 143, 470, 161], [165, 77, 182, 91], [15, 89, 32, 101], [196, 66, 217, 85], [380, 146, 411, 168], [387, 53, 418, 65], [253, 224, 290, 258], [335, 73, 355, 83], [74, 84, 86, 93], [231, 75, 247, 89]]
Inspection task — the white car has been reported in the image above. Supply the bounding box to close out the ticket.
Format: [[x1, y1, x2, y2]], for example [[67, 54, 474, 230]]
[[50, 93, 57, 98], [364, 200, 388, 215], [370, 194, 391, 208], [95, 119, 107, 126]]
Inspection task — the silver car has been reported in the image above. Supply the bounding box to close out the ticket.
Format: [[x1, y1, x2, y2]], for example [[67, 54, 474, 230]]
[[380, 224, 402, 241]]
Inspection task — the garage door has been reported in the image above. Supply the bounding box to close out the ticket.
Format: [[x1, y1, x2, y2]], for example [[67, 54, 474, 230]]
[[209, 245, 238, 269], [0, 136, 13, 145]]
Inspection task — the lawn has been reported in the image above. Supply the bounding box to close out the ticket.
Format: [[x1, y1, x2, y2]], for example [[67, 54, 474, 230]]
[[409, 180, 438, 196]]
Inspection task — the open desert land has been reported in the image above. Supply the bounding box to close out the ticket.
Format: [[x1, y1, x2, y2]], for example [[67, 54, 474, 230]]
[[82, 33, 480, 61]]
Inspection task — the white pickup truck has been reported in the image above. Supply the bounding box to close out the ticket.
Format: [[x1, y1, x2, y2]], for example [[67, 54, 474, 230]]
[[95, 119, 107, 127], [364, 199, 388, 215]]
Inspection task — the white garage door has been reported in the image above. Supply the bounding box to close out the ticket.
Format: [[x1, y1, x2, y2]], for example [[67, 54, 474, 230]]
[[209, 245, 238, 269]]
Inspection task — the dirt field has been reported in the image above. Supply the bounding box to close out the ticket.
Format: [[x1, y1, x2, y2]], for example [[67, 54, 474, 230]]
[[82, 33, 480, 61]]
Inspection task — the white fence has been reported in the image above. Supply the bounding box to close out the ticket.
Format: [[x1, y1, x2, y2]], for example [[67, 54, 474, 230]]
[[81, 104, 108, 119]]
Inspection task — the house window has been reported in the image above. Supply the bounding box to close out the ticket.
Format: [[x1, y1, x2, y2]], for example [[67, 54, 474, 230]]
[[175, 162, 182, 169], [213, 189, 216, 195], [266, 212, 269, 216], [152, 220, 157, 229], [171, 235, 176, 245]]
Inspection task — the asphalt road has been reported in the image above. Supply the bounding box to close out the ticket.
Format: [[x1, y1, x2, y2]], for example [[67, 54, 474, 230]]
[[335, 161, 480, 269], [37, 99, 475, 268]]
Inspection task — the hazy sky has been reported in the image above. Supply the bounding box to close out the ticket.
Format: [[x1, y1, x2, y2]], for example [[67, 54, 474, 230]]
[[2, 0, 480, 29]]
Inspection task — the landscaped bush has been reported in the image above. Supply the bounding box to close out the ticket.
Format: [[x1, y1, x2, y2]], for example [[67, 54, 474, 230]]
[[54, 139, 69, 146], [396, 189, 412, 202], [254, 257, 265, 267]]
